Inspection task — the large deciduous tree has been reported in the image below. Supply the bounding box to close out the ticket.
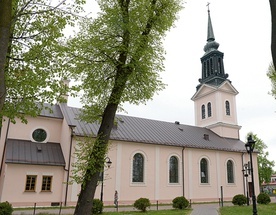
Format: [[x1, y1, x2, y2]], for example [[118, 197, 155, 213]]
[[269, 0, 276, 67], [247, 132, 275, 185], [0, 0, 84, 125], [62, 0, 183, 214]]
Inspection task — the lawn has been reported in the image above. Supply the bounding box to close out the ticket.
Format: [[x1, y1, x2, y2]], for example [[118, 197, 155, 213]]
[[31, 209, 192, 215], [220, 203, 276, 215], [103, 209, 192, 215]]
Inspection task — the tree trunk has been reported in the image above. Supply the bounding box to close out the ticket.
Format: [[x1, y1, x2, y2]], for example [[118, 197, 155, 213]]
[[269, 0, 276, 67], [0, 0, 12, 112]]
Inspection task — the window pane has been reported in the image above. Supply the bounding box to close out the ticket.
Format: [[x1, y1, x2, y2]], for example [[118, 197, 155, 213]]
[[227, 160, 234, 183], [207, 102, 212, 117], [41, 176, 52, 191], [32, 128, 47, 142], [200, 159, 208, 183], [169, 156, 179, 183], [25, 175, 37, 191], [201, 105, 206, 119], [226, 101, 230, 115], [132, 153, 144, 182]]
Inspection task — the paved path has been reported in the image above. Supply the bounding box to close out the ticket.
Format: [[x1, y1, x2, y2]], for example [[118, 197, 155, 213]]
[[12, 197, 276, 215]]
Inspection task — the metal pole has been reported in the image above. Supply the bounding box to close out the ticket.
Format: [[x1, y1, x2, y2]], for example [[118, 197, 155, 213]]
[[220, 186, 223, 207], [246, 175, 249, 206], [249, 151, 257, 215]]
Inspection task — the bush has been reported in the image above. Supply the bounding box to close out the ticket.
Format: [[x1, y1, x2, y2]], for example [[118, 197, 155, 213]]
[[91, 199, 103, 214], [133, 198, 151, 212], [172, 196, 189, 209], [232, 194, 247, 206], [0, 201, 13, 215], [257, 192, 271, 204]]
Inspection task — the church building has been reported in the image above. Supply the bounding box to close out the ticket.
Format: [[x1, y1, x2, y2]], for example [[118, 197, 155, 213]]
[[0, 10, 259, 207]]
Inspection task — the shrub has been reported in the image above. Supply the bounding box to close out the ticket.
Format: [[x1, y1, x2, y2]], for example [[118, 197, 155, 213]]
[[232, 194, 247, 206], [257, 192, 271, 204], [133, 198, 151, 212], [0, 201, 13, 215], [91, 199, 103, 214], [172, 196, 189, 209]]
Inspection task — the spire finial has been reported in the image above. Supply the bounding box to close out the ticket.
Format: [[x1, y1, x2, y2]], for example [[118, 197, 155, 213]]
[[207, 2, 210, 12]]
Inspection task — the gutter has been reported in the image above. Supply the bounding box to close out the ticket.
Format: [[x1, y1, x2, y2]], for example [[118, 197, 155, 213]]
[[64, 125, 75, 206], [241, 152, 245, 195], [182, 147, 185, 197]]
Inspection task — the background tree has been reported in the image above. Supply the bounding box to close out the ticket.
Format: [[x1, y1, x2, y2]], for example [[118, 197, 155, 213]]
[[62, 0, 183, 214], [247, 132, 275, 184], [0, 0, 84, 126], [269, 0, 276, 67], [267, 63, 276, 98]]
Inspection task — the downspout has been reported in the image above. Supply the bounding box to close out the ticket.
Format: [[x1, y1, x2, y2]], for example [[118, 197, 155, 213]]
[[241, 152, 245, 195], [64, 125, 75, 206], [182, 147, 185, 197], [0, 118, 10, 175]]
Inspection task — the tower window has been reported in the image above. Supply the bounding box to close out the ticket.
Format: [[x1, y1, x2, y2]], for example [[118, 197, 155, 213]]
[[201, 105, 206, 119], [225, 101, 230, 115], [207, 102, 212, 117]]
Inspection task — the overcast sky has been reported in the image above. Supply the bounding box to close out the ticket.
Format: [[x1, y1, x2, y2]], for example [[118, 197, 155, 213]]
[[68, 0, 276, 170]]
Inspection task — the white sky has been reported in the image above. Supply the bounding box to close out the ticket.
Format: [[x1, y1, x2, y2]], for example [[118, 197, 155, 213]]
[[68, 0, 276, 170]]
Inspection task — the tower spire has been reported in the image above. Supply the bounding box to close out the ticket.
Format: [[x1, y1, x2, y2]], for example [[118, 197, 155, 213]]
[[196, 5, 229, 90]]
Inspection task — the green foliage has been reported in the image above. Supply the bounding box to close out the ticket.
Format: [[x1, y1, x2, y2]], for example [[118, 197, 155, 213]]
[[246, 132, 275, 184], [257, 192, 271, 204], [0, 201, 13, 215], [134, 198, 151, 212], [172, 196, 189, 209], [71, 135, 108, 186], [0, 0, 85, 124], [91, 198, 103, 214], [232, 194, 247, 206], [267, 63, 276, 99], [62, 0, 183, 122]]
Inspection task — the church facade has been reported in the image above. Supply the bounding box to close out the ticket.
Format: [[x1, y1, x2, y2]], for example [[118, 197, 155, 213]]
[[0, 10, 259, 207]]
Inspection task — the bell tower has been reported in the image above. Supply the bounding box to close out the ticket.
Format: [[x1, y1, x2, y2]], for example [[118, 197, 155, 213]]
[[191, 7, 241, 139]]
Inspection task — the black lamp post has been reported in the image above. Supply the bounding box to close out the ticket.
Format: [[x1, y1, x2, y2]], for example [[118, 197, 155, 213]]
[[245, 135, 257, 215], [243, 163, 250, 206], [100, 157, 112, 202]]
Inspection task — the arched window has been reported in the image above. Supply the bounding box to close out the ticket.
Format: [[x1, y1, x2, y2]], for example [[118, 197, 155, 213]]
[[201, 105, 206, 119], [227, 160, 234, 183], [169, 156, 179, 183], [200, 158, 209, 183], [225, 101, 230, 115], [207, 102, 212, 117], [132, 153, 144, 182]]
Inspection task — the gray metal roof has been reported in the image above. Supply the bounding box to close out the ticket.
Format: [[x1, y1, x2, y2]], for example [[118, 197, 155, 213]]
[[38, 103, 63, 119], [5, 139, 65, 166], [60, 104, 246, 153]]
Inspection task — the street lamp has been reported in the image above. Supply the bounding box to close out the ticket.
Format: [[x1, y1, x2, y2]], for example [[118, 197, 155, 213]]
[[245, 135, 258, 215], [243, 163, 250, 206], [100, 157, 112, 202]]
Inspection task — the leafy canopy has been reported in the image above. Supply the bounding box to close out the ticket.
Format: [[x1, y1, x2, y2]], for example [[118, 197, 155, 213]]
[[62, 0, 183, 122], [1, 0, 85, 124], [246, 132, 275, 184]]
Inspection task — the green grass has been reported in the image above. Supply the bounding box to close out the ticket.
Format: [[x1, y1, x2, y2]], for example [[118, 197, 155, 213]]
[[103, 209, 192, 215], [26, 209, 192, 215], [220, 203, 276, 215]]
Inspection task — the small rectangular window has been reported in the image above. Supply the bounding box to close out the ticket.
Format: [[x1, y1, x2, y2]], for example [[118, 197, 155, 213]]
[[41, 176, 52, 191], [25, 175, 37, 191]]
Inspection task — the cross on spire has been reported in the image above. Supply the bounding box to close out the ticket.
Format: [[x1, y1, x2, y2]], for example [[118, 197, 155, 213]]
[[207, 2, 210, 12]]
